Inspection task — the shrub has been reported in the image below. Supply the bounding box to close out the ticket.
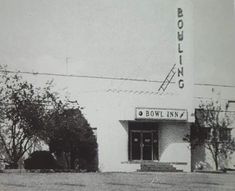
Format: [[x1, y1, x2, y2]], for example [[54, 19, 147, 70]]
[[24, 151, 61, 170], [48, 109, 98, 172]]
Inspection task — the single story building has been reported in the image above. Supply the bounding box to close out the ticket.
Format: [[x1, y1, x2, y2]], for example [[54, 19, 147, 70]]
[[83, 90, 235, 172]]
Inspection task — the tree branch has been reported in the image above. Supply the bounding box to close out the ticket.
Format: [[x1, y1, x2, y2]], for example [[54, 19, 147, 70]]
[[0, 132, 13, 161]]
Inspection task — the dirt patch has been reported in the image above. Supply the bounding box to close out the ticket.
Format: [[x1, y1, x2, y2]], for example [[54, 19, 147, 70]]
[[55, 182, 86, 187], [2, 183, 27, 187]]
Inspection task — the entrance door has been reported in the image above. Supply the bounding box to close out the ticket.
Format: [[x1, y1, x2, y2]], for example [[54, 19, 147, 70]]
[[130, 130, 158, 161], [142, 132, 152, 160], [131, 132, 141, 160]]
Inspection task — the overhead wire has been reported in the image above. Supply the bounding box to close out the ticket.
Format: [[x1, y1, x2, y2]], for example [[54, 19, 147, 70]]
[[1, 69, 235, 88], [0, 70, 165, 83]]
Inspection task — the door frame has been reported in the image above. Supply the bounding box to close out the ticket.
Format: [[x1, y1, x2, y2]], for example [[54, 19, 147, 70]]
[[129, 129, 158, 161]]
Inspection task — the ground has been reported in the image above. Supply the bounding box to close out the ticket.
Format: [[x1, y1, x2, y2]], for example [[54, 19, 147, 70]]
[[0, 172, 235, 191]]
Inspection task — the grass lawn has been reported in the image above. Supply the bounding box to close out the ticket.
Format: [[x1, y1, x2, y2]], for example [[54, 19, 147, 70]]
[[0, 171, 235, 191]]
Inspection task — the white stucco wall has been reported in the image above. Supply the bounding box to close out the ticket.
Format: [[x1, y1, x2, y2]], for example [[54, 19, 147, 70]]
[[84, 92, 193, 172], [158, 122, 191, 171], [230, 128, 235, 168], [97, 117, 192, 172]]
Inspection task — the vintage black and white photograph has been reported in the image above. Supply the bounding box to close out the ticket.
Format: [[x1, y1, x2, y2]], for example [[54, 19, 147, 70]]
[[0, 0, 235, 190]]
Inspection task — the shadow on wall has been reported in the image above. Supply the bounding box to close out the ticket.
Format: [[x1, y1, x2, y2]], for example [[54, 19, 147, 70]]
[[120, 120, 129, 133], [191, 146, 212, 171], [158, 123, 190, 163], [191, 146, 232, 171]]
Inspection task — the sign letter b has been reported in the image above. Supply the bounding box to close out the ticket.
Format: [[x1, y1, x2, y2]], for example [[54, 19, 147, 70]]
[[178, 8, 183, 17]]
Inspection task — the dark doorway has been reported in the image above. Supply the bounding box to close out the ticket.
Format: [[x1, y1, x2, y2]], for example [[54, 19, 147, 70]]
[[142, 132, 153, 160], [131, 132, 141, 160], [129, 122, 158, 161]]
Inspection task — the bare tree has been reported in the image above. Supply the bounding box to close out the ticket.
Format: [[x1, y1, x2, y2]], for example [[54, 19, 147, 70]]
[[184, 100, 235, 170], [0, 66, 56, 168]]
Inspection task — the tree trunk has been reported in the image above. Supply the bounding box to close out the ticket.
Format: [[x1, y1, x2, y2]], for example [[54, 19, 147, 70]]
[[65, 152, 71, 169], [70, 152, 75, 169], [214, 143, 219, 171], [215, 158, 219, 171]]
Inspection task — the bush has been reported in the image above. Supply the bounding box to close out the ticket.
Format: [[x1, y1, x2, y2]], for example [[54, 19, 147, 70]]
[[48, 109, 98, 172], [24, 151, 61, 170]]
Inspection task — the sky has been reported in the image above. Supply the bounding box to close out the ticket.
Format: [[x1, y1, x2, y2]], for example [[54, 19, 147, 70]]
[[0, 0, 176, 79], [0, 0, 235, 102]]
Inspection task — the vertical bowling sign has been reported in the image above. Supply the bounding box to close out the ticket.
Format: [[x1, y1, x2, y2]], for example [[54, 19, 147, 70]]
[[175, 0, 194, 122]]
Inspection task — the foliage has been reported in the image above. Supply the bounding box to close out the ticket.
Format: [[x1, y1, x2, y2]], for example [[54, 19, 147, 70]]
[[48, 108, 98, 172], [184, 100, 235, 170], [24, 151, 61, 170], [0, 65, 98, 171], [0, 65, 58, 168]]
